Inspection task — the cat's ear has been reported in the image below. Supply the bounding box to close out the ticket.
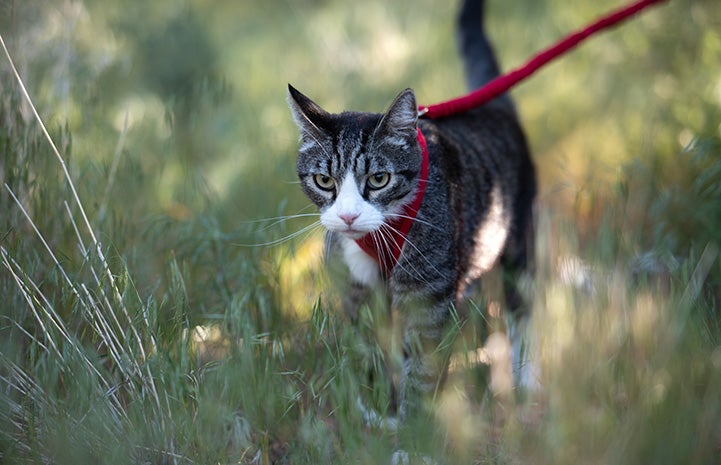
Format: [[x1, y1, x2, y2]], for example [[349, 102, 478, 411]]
[[374, 88, 418, 147], [287, 84, 330, 142]]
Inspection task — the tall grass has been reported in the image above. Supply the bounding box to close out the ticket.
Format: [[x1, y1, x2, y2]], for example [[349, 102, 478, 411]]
[[1, 0, 721, 464]]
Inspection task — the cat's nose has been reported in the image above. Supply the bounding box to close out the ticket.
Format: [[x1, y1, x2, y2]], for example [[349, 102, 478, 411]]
[[338, 212, 360, 226]]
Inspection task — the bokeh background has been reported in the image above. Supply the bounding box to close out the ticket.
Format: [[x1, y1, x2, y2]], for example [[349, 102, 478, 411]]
[[1, 0, 720, 463], [3, 0, 720, 291]]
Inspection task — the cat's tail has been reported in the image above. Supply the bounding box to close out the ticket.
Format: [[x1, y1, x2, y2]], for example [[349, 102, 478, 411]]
[[456, 0, 512, 106]]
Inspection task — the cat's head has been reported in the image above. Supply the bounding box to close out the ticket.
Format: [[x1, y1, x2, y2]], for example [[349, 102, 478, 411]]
[[287, 84, 422, 239]]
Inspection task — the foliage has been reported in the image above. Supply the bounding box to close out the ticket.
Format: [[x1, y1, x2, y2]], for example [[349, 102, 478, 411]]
[[1, 0, 720, 463]]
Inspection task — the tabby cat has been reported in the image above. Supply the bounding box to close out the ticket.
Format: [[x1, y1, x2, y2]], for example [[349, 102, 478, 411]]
[[287, 0, 535, 437]]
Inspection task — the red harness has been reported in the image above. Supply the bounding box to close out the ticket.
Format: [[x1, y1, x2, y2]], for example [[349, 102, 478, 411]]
[[354, 0, 666, 274], [355, 128, 429, 275]]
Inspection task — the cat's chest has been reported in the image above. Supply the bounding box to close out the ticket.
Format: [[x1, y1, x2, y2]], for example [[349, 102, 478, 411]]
[[340, 236, 381, 286]]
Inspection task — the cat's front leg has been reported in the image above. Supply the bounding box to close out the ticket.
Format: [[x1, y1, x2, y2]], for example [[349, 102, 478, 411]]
[[335, 237, 402, 425], [395, 293, 453, 450], [336, 236, 382, 321]]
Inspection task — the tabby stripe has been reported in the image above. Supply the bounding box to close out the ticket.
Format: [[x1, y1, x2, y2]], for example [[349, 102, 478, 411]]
[[331, 131, 341, 173], [375, 187, 412, 203], [396, 169, 417, 183]]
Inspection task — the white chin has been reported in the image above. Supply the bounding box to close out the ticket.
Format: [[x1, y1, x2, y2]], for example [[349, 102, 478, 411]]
[[339, 230, 369, 240]]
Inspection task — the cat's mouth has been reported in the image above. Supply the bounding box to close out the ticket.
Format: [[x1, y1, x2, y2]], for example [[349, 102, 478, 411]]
[[337, 227, 370, 240], [322, 220, 374, 239]]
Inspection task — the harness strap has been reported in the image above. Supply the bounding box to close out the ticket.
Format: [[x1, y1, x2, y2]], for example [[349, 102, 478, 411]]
[[355, 127, 429, 275]]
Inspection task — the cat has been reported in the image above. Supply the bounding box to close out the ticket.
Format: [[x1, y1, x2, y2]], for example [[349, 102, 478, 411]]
[[287, 0, 536, 442]]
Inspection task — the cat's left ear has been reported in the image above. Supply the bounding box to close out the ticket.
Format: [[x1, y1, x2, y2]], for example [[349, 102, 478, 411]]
[[287, 84, 330, 142], [374, 88, 418, 147]]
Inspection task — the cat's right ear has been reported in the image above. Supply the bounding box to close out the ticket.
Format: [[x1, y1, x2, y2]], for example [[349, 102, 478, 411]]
[[287, 84, 330, 142]]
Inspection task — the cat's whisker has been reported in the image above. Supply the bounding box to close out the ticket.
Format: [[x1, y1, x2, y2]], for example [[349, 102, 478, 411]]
[[238, 204, 318, 225], [233, 221, 323, 248], [415, 177, 436, 187], [375, 228, 400, 275], [366, 229, 390, 274], [380, 223, 446, 283], [240, 212, 320, 226], [384, 212, 443, 231], [295, 222, 326, 246], [254, 214, 321, 233], [375, 226, 435, 287], [236, 205, 320, 233]]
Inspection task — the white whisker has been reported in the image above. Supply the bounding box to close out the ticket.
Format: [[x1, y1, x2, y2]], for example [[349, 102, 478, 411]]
[[384, 242, 431, 287], [372, 225, 425, 284], [371, 228, 394, 274], [242, 213, 321, 233], [239, 204, 318, 225], [233, 221, 324, 248], [384, 212, 443, 231], [380, 222, 445, 283]]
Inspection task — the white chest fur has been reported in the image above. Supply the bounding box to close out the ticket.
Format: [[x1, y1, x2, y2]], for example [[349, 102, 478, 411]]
[[340, 236, 381, 286]]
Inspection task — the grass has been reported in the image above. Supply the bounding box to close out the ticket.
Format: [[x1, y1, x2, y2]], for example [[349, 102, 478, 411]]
[[1, 0, 721, 463]]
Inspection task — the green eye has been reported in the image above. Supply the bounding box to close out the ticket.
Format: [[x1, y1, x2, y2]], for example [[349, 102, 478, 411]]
[[313, 174, 335, 191], [367, 172, 390, 189]]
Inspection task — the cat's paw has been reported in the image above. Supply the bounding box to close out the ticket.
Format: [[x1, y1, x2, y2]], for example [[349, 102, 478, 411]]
[[507, 316, 543, 394], [357, 397, 399, 432], [513, 355, 542, 393], [391, 450, 438, 465]]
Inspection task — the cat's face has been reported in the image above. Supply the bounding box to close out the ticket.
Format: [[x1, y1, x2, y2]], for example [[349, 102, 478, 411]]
[[287, 85, 422, 239]]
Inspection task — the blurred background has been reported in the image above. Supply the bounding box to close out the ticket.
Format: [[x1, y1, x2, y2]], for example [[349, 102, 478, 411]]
[[1, 0, 720, 463], [2, 0, 719, 306]]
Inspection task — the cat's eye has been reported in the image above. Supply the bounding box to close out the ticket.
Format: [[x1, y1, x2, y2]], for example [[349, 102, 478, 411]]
[[367, 172, 390, 189], [313, 174, 335, 191]]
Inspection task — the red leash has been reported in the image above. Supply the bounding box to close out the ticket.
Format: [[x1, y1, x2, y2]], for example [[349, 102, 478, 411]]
[[418, 0, 668, 119]]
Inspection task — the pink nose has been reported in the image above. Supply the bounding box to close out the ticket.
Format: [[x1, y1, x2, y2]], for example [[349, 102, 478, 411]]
[[338, 213, 360, 226]]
